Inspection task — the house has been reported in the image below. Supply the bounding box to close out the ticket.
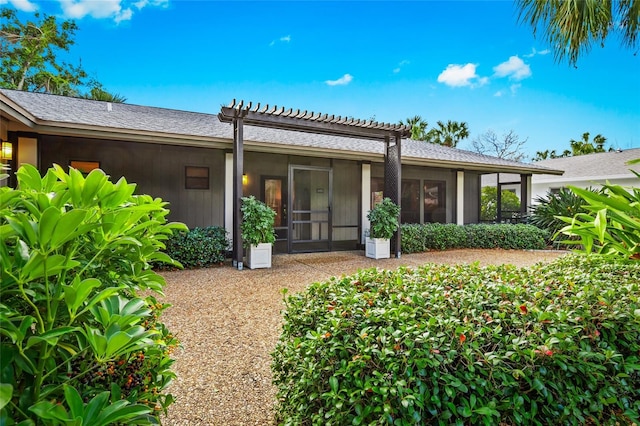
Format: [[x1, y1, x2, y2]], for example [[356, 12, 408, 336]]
[[1, 89, 563, 262], [529, 149, 640, 201], [483, 148, 640, 206]]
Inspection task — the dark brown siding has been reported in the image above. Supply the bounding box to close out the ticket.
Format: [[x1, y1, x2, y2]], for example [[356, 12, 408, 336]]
[[39, 135, 225, 228]]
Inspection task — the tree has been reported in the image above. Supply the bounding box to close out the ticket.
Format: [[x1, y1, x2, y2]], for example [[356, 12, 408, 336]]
[[470, 129, 527, 162], [516, 0, 639, 66], [426, 120, 470, 147], [0, 7, 124, 101], [532, 132, 611, 161], [399, 115, 429, 141], [480, 186, 521, 222], [569, 132, 611, 156]]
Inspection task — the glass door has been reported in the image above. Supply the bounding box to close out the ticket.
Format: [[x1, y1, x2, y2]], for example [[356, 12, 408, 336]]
[[289, 165, 332, 253]]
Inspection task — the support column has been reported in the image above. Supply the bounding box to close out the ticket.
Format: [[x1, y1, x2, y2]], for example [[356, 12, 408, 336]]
[[496, 173, 502, 223], [232, 118, 244, 270], [361, 162, 371, 245], [520, 174, 531, 221], [456, 170, 465, 225], [384, 133, 402, 258], [224, 151, 233, 245]]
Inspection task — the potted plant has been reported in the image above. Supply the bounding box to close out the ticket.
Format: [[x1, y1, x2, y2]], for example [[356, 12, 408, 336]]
[[365, 197, 400, 259], [241, 195, 277, 269]]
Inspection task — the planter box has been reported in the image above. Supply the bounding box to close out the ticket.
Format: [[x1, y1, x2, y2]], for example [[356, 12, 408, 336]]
[[246, 243, 272, 269], [365, 237, 390, 259]]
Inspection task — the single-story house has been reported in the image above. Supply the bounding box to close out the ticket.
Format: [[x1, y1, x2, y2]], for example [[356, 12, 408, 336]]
[[483, 148, 640, 205], [1, 88, 563, 264]]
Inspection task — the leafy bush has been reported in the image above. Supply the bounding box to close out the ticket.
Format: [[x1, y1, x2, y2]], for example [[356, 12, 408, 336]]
[[558, 163, 640, 260], [163, 226, 229, 268], [480, 186, 521, 222], [367, 198, 400, 239], [241, 195, 276, 247], [529, 188, 593, 248], [272, 255, 640, 425], [0, 164, 187, 424], [400, 223, 547, 253]]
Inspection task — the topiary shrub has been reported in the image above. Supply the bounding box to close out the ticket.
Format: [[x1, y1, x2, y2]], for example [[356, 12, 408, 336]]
[[400, 223, 547, 253], [0, 164, 187, 425], [163, 226, 229, 268], [272, 254, 640, 425]]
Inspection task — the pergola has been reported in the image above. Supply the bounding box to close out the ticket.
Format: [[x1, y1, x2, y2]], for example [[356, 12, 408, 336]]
[[218, 100, 411, 270]]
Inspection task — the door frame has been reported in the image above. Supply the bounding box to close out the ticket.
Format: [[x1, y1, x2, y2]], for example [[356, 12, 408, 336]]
[[288, 164, 333, 253]]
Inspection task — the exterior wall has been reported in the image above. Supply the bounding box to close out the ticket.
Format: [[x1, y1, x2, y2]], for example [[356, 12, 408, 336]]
[[463, 172, 480, 224], [531, 177, 638, 204], [332, 159, 360, 244], [38, 135, 225, 228]]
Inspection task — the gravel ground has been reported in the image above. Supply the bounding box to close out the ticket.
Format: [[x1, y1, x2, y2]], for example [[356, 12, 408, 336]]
[[159, 249, 566, 426]]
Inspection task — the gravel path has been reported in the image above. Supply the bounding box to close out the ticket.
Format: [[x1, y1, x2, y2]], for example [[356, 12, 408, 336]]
[[159, 249, 566, 425]]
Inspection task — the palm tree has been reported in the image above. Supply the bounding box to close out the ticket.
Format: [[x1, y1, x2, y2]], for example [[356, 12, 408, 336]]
[[399, 116, 429, 141], [570, 132, 610, 156], [426, 120, 469, 147], [516, 0, 639, 66], [83, 85, 127, 103]]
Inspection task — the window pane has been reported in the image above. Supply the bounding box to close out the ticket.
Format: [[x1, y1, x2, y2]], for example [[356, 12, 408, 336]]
[[401, 179, 420, 224], [185, 166, 209, 189], [424, 181, 446, 223]]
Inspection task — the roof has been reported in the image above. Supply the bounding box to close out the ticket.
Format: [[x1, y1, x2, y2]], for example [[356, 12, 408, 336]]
[[1, 89, 562, 175], [532, 149, 640, 183]]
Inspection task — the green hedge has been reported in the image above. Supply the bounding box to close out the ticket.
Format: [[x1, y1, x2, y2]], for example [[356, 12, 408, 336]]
[[401, 223, 549, 253], [272, 255, 640, 425], [163, 226, 229, 268]]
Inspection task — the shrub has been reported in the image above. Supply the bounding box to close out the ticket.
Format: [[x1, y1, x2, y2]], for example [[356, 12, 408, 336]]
[[164, 226, 229, 268], [558, 163, 640, 260], [272, 255, 640, 425], [529, 188, 594, 248], [0, 164, 187, 424], [400, 223, 547, 253], [241, 195, 276, 247], [367, 198, 400, 239]]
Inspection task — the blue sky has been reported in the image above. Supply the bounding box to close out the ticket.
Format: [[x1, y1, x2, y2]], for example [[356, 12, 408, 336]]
[[4, 0, 639, 159]]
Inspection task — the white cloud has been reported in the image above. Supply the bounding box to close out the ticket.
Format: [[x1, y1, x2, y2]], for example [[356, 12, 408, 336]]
[[523, 47, 551, 58], [437, 63, 486, 87], [57, 0, 167, 23], [393, 59, 410, 74], [494, 90, 504, 97], [493, 56, 532, 80], [0, 0, 38, 11], [269, 35, 291, 46], [510, 83, 521, 94], [325, 73, 353, 86]]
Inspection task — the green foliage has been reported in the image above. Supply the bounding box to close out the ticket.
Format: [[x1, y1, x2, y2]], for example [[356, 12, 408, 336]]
[[400, 223, 547, 253], [480, 186, 521, 222], [240, 195, 276, 247], [516, 0, 639, 66], [529, 187, 595, 247], [0, 7, 121, 99], [163, 226, 229, 268], [425, 120, 469, 148], [0, 164, 187, 424], [272, 255, 640, 425], [558, 175, 640, 260], [367, 198, 400, 239]]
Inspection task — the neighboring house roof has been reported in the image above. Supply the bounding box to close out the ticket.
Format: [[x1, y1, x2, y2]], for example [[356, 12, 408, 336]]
[[1, 89, 562, 175], [532, 149, 640, 184]]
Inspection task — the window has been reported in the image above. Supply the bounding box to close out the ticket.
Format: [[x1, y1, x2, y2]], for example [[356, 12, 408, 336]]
[[185, 166, 209, 189], [424, 181, 446, 223], [401, 179, 420, 224], [70, 160, 100, 173]]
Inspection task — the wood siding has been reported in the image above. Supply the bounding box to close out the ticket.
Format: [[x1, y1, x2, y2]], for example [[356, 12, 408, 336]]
[[39, 135, 225, 228]]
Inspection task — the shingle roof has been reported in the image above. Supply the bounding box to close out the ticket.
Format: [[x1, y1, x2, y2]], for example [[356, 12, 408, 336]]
[[532, 149, 640, 182], [1, 89, 562, 175]]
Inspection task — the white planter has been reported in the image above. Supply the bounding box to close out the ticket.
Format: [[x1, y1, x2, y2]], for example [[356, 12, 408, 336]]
[[365, 237, 390, 259], [246, 243, 272, 269]]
